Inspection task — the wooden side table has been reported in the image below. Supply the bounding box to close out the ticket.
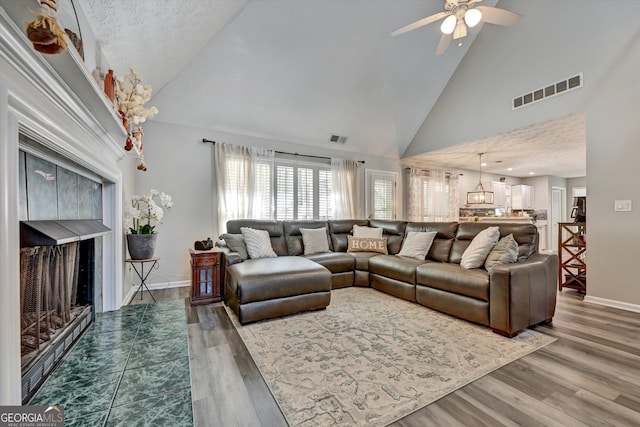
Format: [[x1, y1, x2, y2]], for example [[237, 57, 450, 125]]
[[189, 249, 223, 306]]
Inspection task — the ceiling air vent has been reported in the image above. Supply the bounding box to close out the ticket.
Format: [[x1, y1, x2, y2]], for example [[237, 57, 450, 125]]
[[512, 73, 583, 110], [329, 134, 348, 144]]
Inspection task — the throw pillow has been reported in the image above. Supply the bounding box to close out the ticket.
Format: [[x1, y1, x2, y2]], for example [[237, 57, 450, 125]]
[[240, 227, 278, 259], [221, 233, 249, 260], [460, 226, 500, 269], [352, 224, 383, 238], [300, 227, 331, 255], [397, 231, 437, 260], [485, 233, 518, 271], [347, 236, 388, 254]]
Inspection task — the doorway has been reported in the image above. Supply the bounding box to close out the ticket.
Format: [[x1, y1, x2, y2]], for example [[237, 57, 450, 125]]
[[551, 187, 567, 251]]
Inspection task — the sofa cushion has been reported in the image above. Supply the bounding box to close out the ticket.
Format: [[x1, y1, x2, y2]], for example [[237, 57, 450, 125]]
[[300, 227, 331, 255], [416, 263, 490, 302], [353, 224, 383, 238], [226, 256, 331, 304], [450, 222, 538, 264], [368, 219, 407, 255], [350, 252, 381, 270], [283, 221, 330, 256], [485, 233, 518, 271], [221, 233, 249, 260], [406, 222, 458, 262], [328, 219, 369, 252], [305, 252, 355, 273], [460, 226, 500, 269], [397, 231, 437, 260], [347, 236, 387, 254], [241, 227, 278, 259], [227, 220, 288, 256], [369, 254, 426, 284]]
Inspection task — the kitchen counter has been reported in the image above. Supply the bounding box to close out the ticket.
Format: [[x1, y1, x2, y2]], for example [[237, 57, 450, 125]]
[[459, 217, 534, 224]]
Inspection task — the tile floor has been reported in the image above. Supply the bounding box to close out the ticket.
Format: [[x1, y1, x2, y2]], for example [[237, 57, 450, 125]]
[[30, 298, 193, 427]]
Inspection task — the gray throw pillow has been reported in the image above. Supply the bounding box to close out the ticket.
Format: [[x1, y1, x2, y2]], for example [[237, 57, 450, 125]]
[[460, 226, 500, 269], [240, 227, 278, 259], [397, 231, 437, 260], [221, 233, 249, 260], [300, 227, 331, 255], [485, 233, 518, 271]]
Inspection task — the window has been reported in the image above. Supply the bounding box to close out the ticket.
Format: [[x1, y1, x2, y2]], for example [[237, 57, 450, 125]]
[[274, 161, 333, 220], [366, 170, 397, 220], [406, 169, 458, 222], [422, 177, 450, 222]]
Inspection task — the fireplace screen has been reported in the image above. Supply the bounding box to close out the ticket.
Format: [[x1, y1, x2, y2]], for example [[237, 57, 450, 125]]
[[20, 242, 88, 361]]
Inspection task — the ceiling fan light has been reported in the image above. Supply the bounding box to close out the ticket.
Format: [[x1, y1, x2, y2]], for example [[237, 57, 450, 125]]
[[453, 18, 467, 40], [440, 15, 457, 34], [464, 8, 482, 27]]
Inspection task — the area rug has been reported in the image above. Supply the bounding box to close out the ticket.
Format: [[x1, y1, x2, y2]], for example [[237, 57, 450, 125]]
[[226, 287, 555, 426]]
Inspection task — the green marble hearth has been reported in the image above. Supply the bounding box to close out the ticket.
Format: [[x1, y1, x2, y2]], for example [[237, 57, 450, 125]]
[[30, 299, 193, 427]]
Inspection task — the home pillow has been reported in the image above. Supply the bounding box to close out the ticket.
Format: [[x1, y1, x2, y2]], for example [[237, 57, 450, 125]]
[[352, 224, 383, 238], [347, 236, 388, 254], [240, 227, 278, 259], [397, 231, 437, 260], [485, 233, 518, 271], [460, 226, 500, 269], [300, 227, 331, 255], [221, 233, 249, 260]]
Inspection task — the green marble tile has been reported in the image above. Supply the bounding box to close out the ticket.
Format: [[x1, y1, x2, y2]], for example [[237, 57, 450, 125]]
[[142, 307, 186, 324], [74, 327, 137, 351], [49, 344, 130, 380], [63, 410, 109, 427], [93, 312, 143, 332], [143, 299, 186, 312], [127, 336, 189, 369], [114, 357, 191, 406], [106, 388, 193, 427], [31, 374, 119, 419], [134, 320, 188, 345]]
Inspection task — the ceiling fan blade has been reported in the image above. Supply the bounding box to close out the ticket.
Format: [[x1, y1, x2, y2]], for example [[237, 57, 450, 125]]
[[436, 33, 453, 55], [391, 11, 449, 36], [476, 6, 522, 26]]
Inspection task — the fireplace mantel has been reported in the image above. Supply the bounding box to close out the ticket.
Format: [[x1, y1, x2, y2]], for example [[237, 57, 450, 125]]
[[0, 5, 127, 405]]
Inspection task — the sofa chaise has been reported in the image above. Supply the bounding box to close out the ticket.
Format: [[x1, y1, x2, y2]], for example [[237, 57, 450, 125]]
[[220, 219, 558, 337]]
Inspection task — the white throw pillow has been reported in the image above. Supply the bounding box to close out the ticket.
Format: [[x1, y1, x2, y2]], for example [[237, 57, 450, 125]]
[[240, 227, 278, 259], [353, 224, 383, 238], [485, 233, 518, 271], [300, 227, 331, 255], [397, 231, 437, 260], [460, 226, 500, 269]]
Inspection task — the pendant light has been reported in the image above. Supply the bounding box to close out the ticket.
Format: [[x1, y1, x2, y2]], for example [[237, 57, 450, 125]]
[[467, 153, 494, 204]]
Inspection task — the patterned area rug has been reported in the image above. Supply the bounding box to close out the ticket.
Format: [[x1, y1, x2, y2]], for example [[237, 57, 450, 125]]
[[226, 287, 555, 426]]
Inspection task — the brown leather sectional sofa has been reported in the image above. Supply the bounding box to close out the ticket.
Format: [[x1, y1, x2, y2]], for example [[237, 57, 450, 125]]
[[221, 219, 558, 337]]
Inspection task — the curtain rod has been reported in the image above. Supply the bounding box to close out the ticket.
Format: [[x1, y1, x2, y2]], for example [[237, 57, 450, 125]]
[[404, 167, 463, 176], [202, 138, 365, 164]]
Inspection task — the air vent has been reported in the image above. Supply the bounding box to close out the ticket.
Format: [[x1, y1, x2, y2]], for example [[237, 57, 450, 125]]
[[512, 73, 583, 110], [329, 134, 348, 144]]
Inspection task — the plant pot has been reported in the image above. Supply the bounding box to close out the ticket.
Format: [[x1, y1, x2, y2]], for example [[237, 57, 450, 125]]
[[127, 233, 158, 260]]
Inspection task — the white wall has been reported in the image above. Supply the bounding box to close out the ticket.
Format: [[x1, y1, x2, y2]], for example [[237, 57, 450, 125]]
[[402, 0, 640, 307], [135, 121, 403, 285]]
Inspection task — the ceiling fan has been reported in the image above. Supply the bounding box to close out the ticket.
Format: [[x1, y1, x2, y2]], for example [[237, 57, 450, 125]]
[[391, 0, 522, 55]]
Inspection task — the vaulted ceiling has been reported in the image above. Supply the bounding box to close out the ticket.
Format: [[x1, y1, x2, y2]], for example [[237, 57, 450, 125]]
[[75, 0, 586, 176]]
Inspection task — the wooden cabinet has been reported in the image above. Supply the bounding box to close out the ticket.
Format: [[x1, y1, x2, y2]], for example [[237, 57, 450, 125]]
[[189, 249, 223, 306], [558, 222, 586, 292], [511, 185, 535, 210]]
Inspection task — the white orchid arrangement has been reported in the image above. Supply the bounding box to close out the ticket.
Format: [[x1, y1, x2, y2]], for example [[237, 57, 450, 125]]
[[124, 189, 173, 235], [115, 66, 159, 171]]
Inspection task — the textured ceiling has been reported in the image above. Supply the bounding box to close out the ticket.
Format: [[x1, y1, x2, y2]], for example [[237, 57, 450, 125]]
[[76, 0, 249, 92], [403, 112, 586, 178], [71, 0, 584, 176]]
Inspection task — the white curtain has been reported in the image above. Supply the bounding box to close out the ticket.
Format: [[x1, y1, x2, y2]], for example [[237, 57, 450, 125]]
[[214, 143, 274, 233], [331, 158, 360, 219], [406, 168, 459, 222], [407, 167, 423, 222]]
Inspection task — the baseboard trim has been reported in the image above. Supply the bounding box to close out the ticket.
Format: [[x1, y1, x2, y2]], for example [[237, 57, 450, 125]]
[[583, 295, 640, 313], [147, 280, 190, 290]]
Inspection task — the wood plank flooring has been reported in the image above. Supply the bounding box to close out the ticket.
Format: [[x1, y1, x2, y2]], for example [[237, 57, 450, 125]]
[[147, 287, 640, 426]]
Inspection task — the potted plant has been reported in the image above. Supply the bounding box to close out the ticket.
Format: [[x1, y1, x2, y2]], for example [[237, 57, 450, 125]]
[[124, 189, 173, 259]]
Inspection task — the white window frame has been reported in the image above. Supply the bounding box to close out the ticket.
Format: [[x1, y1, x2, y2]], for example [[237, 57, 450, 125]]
[[365, 169, 397, 220], [274, 158, 333, 220]]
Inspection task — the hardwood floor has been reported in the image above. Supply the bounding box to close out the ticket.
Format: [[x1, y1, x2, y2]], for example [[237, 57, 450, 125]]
[[159, 287, 640, 427]]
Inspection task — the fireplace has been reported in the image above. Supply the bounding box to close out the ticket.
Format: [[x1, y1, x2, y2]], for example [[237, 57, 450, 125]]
[[17, 149, 112, 403]]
